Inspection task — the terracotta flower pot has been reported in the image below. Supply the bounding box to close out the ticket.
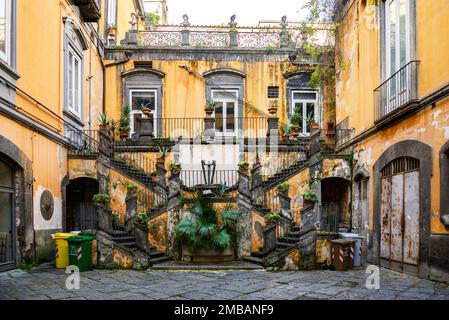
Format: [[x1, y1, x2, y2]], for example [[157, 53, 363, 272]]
[[120, 132, 129, 140], [291, 130, 300, 138], [268, 107, 278, 115], [205, 108, 214, 115], [156, 157, 165, 164], [108, 28, 116, 37], [141, 108, 152, 117], [99, 125, 109, 131]]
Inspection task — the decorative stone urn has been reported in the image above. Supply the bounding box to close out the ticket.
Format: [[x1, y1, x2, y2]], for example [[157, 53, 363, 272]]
[[182, 247, 234, 263]]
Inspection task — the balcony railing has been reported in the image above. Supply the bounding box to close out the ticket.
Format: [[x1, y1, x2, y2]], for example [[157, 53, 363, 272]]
[[150, 117, 270, 140], [180, 170, 239, 190], [374, 60, 419, 122]]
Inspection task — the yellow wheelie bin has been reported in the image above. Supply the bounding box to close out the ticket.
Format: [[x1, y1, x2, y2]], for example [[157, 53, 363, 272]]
[[52, 233, 77, 269]]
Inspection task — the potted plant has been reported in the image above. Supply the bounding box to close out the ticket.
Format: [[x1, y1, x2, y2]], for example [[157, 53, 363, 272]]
[[301, 190, 319, 206], [238, 160, 250, 171], [205, 100, 217, 115], [281, 125, 291, 142], [135, 212, 150, 253], [175, 192, 241, 262], [125, 183, 138, 195], [264, 211, 281, 225], [290, 124, 301, 138], [277, 182, 290, 194], [169, 162, 181, 175], [267, 104, 278, 115], [140, 103, 152, 117], [255, 152, 261, 165], [92, 193, 112, 210], [157, 145, 169, 164], [150, 171, 157, 182], [119, 105, 130, 140], [98, 112, 110, 131], [92, 193, 114, 233], [305, 112, 320, 131], [107, 24, 117, 37]]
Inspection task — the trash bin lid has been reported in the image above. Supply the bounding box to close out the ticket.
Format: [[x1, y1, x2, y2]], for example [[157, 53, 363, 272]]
[[339, 232, 364, 239], [52, 233, 77, 240], [331, 239, 355, 245], [67, 235, 94, 243]]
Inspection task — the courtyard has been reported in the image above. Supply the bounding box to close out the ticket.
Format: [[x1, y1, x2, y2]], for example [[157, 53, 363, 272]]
[[1, 265, 448, 300]]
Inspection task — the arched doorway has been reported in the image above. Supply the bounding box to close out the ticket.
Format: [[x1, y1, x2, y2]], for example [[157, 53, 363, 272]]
[[373, 140, 431, 278], [66, 178, 99, 231], [0, 157, 15, 270], [321, 177, 351, 232]]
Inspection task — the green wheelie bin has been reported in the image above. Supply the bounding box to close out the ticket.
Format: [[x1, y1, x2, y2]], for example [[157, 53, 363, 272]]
[[67, 235, 94, 272]]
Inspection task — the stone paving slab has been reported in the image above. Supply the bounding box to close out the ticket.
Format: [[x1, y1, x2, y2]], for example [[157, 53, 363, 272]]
[[0, 265, 448, 300]]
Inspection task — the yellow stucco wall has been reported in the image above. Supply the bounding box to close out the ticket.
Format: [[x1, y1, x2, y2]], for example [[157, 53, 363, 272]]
[[105, 60, 293, 125], [353, 97, 449, 234], [335, 0, 449, 235]]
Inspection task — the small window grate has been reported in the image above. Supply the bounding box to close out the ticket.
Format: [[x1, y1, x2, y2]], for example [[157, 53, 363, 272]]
[[381, 157, 420, 177], [268, 86, 279, 99]]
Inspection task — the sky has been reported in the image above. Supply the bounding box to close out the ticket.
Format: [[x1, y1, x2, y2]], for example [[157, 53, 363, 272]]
[[165, 0, 310, 26]]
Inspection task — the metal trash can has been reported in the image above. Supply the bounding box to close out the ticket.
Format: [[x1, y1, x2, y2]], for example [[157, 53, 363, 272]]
[[331, 239, 355, 271], [51, 233, 77, 269], [67, 235, 94, 272], [339, 232, 364, 267]]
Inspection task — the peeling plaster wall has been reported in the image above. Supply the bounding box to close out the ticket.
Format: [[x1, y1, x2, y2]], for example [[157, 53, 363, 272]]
[[148, 212, 168, 253], [353, 98, 449, 235], [251, 212, 266, 253], [68, 158, 97, 180], [285, 168, 310, 225]]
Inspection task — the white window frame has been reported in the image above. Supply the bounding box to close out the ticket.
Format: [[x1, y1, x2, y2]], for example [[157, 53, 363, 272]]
[[211, 89, 239, 137], [385, 0, 410, 79], [107, 0, 117, 27], [67, 46, 83, 118], [291, 90, 319, 136], [129, 89, 158, 136], [0, 0, 11, 63]]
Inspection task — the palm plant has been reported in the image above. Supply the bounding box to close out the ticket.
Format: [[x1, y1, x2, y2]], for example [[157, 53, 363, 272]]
[[175, 193, 241, 253]]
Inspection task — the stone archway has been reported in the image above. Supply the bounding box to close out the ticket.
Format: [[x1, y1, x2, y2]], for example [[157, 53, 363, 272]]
[[0, 134, 34, 270]]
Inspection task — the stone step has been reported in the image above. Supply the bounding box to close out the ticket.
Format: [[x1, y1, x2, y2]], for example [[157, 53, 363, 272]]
[[242, 256, 264, 265], [149, 255, 171, 265]]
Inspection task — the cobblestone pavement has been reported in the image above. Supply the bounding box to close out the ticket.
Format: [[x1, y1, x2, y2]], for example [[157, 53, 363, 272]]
[[1, 265, 448, 300]]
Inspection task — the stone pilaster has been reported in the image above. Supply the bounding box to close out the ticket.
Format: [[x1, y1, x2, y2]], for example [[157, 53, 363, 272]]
[[278, 192, 292, 220], [155, 162, 167, 189], [125, 193, 137, 232], [250, 164, 264, 204], [167, 171, 181, 210], [267, 117, 279, 146], [229, 31, 238, 47], [237, 169, 252, 258], [181, 29, 190, 46], [138, 117, 155, 144], [204, 116, 215, 140]]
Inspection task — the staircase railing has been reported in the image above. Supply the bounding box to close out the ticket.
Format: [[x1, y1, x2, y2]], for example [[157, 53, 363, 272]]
[[67, 130, 99, 156], [136, 187, 167, 216], [258, 148, 309, 190], [111, 145, 158, 184]]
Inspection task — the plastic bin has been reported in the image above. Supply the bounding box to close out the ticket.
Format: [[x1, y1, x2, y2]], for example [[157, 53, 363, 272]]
[[52, 233, 77, 269], [331, 239, 355, 271], [67, 236, 94, 272], [339, 232, 364, 267]]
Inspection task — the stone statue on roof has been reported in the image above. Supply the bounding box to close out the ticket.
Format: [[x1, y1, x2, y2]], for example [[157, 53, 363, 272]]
[[280, 15, 288, 28], [181, 14, 190, 27], [229, 15, 237, 28]]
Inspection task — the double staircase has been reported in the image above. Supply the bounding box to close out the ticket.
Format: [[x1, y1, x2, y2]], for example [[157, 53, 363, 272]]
[[112, 226, 171, 265]]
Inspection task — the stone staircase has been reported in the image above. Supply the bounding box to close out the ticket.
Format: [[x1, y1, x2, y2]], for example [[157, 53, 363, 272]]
[[260, 160, 308, 190]]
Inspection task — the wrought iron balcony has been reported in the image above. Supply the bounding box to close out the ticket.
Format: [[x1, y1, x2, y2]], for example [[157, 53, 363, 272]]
[[374, 60, 420, 123], [74, 0, 101, 22]]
